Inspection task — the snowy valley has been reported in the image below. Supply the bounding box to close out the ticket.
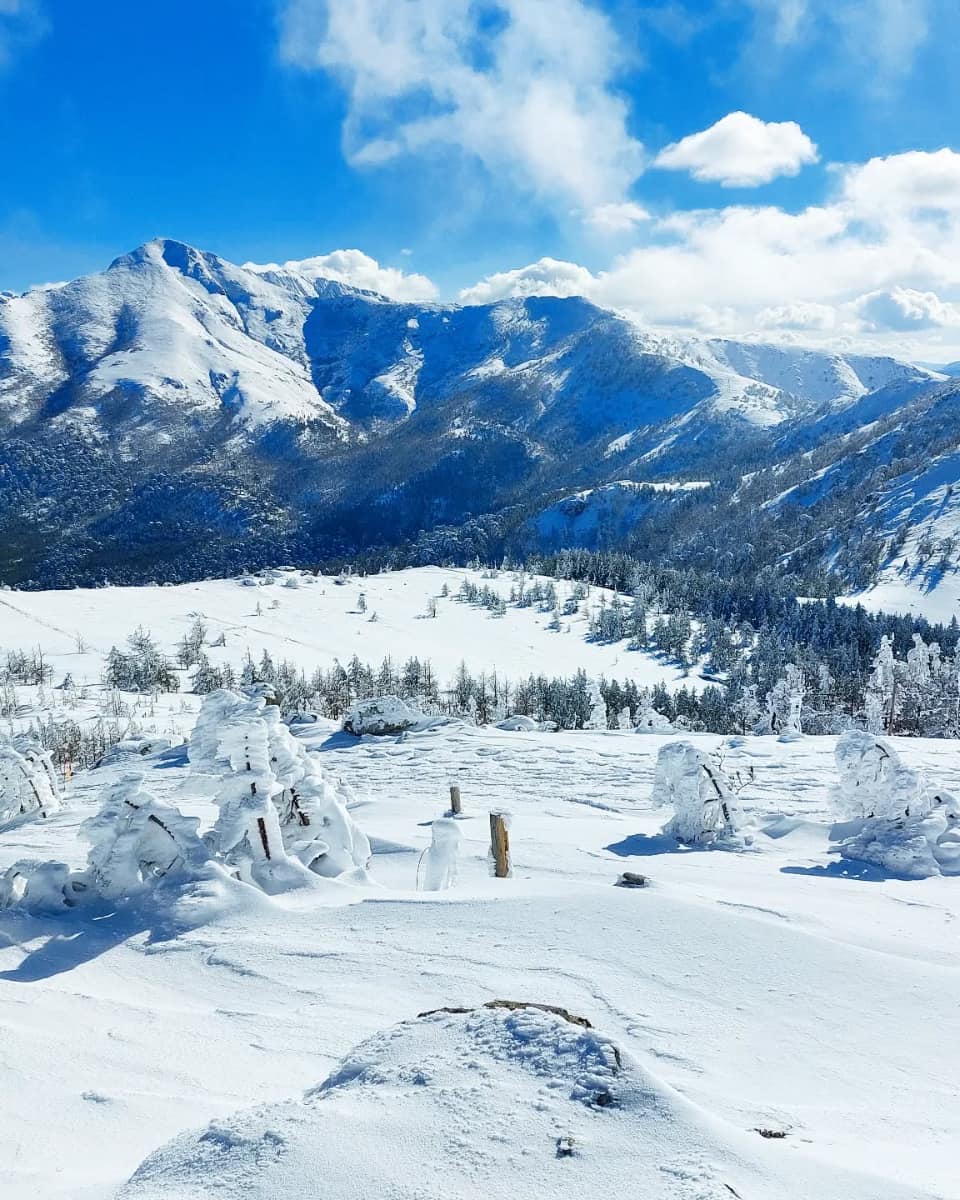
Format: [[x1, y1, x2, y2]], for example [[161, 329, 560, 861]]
[[1, 567, 958, 1198]]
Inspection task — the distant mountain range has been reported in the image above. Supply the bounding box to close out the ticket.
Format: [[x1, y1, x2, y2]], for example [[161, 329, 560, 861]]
[[1, 238, 958, 606]]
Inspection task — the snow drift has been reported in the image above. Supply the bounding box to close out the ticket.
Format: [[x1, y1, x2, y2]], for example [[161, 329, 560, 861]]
[[117, 1003, 916, 1200]]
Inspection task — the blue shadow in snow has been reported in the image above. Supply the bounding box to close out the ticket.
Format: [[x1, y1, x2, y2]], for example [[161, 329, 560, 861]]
[[606, 833, 689, 857], [151, 745, 190, 770], [0, 902, 180, 984], [781, 859, 895, 883]]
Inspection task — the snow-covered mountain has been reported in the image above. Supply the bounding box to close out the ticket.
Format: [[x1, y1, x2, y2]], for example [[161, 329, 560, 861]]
[[0, 238, 954, 598]]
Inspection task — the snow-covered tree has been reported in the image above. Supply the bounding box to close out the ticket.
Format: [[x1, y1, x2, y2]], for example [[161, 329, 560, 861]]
[[81, 774, 211, 900], [191, 689, 370, 891], [865, 636, 896, 734], [651, 741, 737, 843], [0, 736, 62, 825], [830, 731, 960, 878], [762, 663, 804, 735], [585, 680, 607, 730]]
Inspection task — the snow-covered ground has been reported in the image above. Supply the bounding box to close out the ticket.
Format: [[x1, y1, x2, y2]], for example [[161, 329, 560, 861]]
[[0, 566, 702, 698], [2, 571, 959, 1198], [1, 722, 958, 1198]]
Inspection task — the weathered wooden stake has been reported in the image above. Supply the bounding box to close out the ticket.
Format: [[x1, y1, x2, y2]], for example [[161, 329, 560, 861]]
[[489, 811, 510, 878], [449, 784, 462, 815]]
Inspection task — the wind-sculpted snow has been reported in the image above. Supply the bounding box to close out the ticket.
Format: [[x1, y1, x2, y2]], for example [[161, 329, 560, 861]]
[[118, 1004, 915, 1200], [1, 718, 960, 1197]]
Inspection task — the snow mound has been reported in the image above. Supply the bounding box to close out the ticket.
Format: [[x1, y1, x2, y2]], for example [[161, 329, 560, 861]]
[[343, 694, 431, 736], [118, 1003, 909, 1200], [496, 714, 539, 731]]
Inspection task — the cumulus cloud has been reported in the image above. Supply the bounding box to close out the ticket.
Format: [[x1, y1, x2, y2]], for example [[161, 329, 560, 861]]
[[248, 249, 438, 302], [838, 148, 960, 217], [455, 148, 960, 358], [654, 111, 819, 186], [755, 301, 840, 332], [459, 258, 598, 305], [856, 287, 960, 331], [280, 0, 644, 213]]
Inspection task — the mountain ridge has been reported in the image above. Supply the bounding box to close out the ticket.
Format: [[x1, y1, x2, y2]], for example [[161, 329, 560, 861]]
[[0, 239, 956, 605]]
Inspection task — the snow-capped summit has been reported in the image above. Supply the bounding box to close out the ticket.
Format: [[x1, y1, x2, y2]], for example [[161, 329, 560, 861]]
[[0, 240, 952, 591]]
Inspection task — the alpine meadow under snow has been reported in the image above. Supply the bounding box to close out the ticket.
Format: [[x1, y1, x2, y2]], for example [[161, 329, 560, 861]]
[[1, 565, 959, 1199]]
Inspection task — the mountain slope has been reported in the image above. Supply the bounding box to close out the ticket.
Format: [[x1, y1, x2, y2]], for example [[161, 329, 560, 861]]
[[0, 239, 952, 597]]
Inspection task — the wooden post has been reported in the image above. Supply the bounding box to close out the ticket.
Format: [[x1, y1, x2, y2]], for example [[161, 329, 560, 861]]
[[449, 784, 462, 815], [489, 812, 510, 878]]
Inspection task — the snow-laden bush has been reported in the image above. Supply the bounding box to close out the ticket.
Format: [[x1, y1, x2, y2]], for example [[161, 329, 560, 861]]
[[0, 859, 76, 913], [651, 741, 738, 843], [838, 811, 960, 879], [192, 689, 370, 891], [831, 731, 926, 821], [634, 707, 675, 734], [0, 735, 62, 825], [1, 774, 214, 913], [831, 731, 960, 877], [496, 715, 539, 732], [343, 695, 426, 736], [420, 817, 460, 891], [81, 774, 212, 900]]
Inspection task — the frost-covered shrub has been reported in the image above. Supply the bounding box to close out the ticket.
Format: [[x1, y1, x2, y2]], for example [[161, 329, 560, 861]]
[[0, 736, 62, 825], [420, 817, 460, 891], [634, 707, 675, 734], [651, 741, 737, 843], [838, 812, 960, 879], [192, 689, 370, 891], [0, 859, 76, 913], [343, 695, 425, 736], [831, 731, 960, 878], [1, 775, 212, 912], [81, 774, 211, 900], [831, 731, 926, 821]]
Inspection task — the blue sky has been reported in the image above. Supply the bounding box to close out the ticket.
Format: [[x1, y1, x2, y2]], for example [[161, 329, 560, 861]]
[[3, 0, 960, 356]]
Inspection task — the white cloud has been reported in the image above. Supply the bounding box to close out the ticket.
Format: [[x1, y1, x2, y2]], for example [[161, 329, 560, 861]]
[[838, 148, 960, 217], [586, 201, 651, 233], [459, 257, 598, 305], [280, 0, 644, 213], [743, 0, 931, 90], [856, 287, 960, 331], [248, 248, 438, 302], [755, 301, 840, 332], [654, 111, 819, 186], [456, 148, 960, 358]]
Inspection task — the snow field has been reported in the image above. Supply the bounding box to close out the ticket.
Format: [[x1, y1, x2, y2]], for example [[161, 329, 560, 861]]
[[1, 571, 959, 1198], [0, 566, 703, 699], [1, 718, 959, 1197]]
